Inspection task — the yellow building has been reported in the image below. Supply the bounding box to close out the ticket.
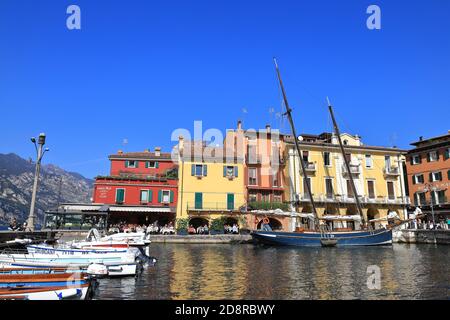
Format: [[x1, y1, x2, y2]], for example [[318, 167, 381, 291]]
[[285, 132, 409, 231], [176, 137, 246, 229]]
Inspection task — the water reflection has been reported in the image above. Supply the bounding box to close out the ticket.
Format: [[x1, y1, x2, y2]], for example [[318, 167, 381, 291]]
[[95, 244, 449, 300]]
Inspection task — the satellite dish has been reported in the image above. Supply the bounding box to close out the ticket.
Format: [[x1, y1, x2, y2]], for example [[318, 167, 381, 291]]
[[298, 135, 304, 141]]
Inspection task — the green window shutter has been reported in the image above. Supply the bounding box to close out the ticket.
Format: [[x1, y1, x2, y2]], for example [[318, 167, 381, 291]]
[[227, 193, 234, 210], [223, 166, 227, 177], [203, 165, 207, 176], [412, 176, 416, 185], [445, 149, 450, 160], [148, 190, 153, 202], [125, 160, 129, 168], [170, 190, 174, 203], [158, 190, 162, 203], [145, 161, 149, 168], [135, 161, 139, 168], [191, 164, 195, 176], [116, 189, 125, 203], [234, 166, 238, 177], [155, 161, 159, 168], [438, 172, 442, 181], [427, 153, 431, 162], [195, 193, 203, 209], [436, 150, 440, 160], [429, 173, 433, 182], [448, 170, 450, 180]]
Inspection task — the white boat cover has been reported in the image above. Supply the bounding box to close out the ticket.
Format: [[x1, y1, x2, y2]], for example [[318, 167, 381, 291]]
[[320, 215, 362, 221]]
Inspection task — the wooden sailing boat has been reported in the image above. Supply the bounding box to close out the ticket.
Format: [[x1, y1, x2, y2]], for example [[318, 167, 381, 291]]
[[250, 59, 393, 247]]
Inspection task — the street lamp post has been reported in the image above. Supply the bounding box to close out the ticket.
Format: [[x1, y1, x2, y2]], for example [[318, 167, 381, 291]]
[[423, 182, 436, 229], [27, 133, 49, 232]]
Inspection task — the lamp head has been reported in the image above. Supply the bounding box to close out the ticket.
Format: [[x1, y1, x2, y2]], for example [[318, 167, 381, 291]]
[[31, 137, 36, 143], [38, 133, 46, 145]]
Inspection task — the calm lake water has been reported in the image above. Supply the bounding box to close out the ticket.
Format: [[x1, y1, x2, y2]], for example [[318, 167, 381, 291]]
[[95, 243, 449, 300]]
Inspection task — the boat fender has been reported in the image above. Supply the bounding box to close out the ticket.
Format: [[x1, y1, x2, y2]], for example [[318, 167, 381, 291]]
[[263, 218, 270, 225], [87, 263, 108, 276]]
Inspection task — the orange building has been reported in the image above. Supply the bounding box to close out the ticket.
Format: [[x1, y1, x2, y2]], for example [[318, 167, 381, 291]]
[[405, 132, 450, 225]]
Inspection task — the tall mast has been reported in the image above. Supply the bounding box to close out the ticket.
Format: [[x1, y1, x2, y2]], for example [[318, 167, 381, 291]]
[[327, 99, 367, 227], [273, 58, 319, 226]]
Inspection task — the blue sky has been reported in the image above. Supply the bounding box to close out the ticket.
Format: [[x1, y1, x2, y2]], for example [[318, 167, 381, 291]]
[[0, 0, 449, 179]]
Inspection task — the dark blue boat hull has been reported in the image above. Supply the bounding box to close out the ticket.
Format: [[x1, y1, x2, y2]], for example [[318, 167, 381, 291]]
[[251, 229, 393, 247]]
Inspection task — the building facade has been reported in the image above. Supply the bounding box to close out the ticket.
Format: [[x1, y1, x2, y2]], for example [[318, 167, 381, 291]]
[[405, 132, 450, 225], [92, 148, 178, 226], [224, 121, 290, 230], [176, 137, 247, 229], [285, 132, 409, 231]]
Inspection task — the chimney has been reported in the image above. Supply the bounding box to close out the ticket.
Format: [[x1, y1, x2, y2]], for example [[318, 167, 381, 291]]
[[419, 136, 423, 141], [237, 120, 242, 131], [154, 147, 161, 157], [144, 149, 150, 153], [118, 150, 123, 155], [178, 136, 184, 153], [266, 124, 271, 133]]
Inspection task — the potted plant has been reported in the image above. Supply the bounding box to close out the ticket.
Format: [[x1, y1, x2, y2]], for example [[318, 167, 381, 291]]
[[210, 217, 226, 235], [176, 218, 189, 235]]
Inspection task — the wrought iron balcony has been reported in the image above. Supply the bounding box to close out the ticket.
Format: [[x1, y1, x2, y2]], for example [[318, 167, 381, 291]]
[[383, 166, 400, 177], [187, 202, 243, 212]]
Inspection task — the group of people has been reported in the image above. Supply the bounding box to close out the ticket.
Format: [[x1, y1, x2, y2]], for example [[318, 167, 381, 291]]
[[107, 221, 175, 235], [410, 218, 449, 230], [8, 218, 27, 231], [224, 224, 239, 234], [188, 224, 209, 235]]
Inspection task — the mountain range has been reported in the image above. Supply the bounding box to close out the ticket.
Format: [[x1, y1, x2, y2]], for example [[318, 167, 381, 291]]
[[0, 153, 93, 227]]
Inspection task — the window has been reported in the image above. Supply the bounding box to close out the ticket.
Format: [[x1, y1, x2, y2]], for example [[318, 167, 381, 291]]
[[145, 161, 159, 168], [248, 168, 257, 185], [125, 160, 138, 168], [192, 164, 207, 177], [411, 155, 421, 165], [385, 156, 391, 170], [346, 180, 354, 198], [227, 193, 235, 210], [413, 174, 424, 184], [247, 144, 258, 163], [249, 192, 257, 202], [448, 170, 450, 180], [325, 178, 334, 199], [194, 193, 203, 209], [273, 195, 282, 203], [303, 177, 312, 198], [415, 192, 426, 206], [272, 172, 279, 187], [432, 190, 446, 205], [140, 190, 152, 203], [345, 153, 352, 163], [429, 171, 442, 182], [428, 151, 438, 162], [115, 189, 125, 204], [159, 190, 173, 204], [365, 155, 373, 168], [302, 151, 309, 163], [445, 148, 450, 160], [367, 180, 375, 199], [387, 181, 395, 200], [224, 166, 238, 179], [323, 152, 331, 166]]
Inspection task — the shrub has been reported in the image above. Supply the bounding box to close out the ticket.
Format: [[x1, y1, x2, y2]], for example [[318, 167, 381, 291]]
[[247, 201, 289, 211], [176, 218, 189, 231]]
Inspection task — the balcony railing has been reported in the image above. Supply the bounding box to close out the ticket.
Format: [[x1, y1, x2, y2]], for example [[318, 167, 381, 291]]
[[187, 202, 243, 212], [342, 163, 361, 175], [303, 162, 317, 172], [414, 197, 448, 207], [246, 155, 262, 165], [384, 166, 400, 176], [295, 194, 411, 205]]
